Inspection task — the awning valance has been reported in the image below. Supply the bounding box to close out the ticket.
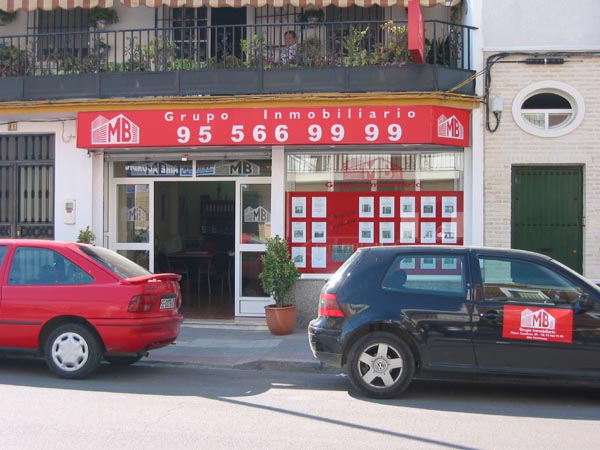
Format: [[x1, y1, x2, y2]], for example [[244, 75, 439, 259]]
[[1, 0, 112, 12], [120, 0, 460, 7], [0, 0, 459, 12]]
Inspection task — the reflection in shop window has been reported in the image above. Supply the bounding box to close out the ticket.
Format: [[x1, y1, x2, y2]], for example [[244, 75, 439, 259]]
[[287, 151, 463, 192], [117, 184, 150, 243]]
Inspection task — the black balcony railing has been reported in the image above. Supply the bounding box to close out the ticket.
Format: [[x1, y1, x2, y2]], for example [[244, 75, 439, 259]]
[[0, 20, 474, 78]]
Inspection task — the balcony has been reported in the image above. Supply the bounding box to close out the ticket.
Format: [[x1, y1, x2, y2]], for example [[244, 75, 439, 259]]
[[0, 19, 476, 102]]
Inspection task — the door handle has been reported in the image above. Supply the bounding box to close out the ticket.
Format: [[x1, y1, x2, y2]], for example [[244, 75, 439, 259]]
[[479, 310, 502, 325]]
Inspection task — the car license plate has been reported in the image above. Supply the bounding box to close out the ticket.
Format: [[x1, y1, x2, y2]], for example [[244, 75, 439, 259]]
[[160, 296, 176, 310]]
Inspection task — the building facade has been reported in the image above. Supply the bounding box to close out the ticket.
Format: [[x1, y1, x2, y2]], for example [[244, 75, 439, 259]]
[[0, 0, 480, 323], [481, 0, 600, 280]]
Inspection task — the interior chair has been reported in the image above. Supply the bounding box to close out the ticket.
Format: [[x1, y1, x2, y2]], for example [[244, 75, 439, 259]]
[[157, 251, 191, 300], [197, 255, 214, 301], [210, 252, 232, 299]]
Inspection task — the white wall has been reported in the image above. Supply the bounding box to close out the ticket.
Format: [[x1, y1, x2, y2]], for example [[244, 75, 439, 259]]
[[1, 119, 94, 243], [483, 0, 600, 51]]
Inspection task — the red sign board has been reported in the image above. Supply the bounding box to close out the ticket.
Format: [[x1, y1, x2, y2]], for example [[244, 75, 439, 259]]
[[408, 0, 425, 64], [502, 305, 573, 344], [77, 106, 470, 149]]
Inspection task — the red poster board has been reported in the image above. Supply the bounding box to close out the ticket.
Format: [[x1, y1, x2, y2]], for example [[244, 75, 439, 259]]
[[286, 191, 463, 274]]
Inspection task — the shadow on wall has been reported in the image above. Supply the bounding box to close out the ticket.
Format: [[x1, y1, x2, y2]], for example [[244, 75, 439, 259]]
[[289, 278, 327, 328]]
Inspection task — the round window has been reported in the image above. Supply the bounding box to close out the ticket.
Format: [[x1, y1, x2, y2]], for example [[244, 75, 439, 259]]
[[512, 81, 584, 137]]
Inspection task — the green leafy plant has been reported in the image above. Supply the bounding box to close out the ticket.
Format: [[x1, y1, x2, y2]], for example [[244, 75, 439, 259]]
[[0, 11, 17, 25], [77, 226, 96, 244], [241, 34, 266, 68], [259, 235, 300, 307], [88, 7, 119, 27], [297, 9, 325, 23]]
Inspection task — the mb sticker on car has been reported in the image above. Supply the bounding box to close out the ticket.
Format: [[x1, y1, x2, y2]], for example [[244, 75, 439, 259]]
[[502, 305, 573, 343]]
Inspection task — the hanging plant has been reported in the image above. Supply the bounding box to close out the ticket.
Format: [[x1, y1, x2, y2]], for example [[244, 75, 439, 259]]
[[0, 11, 17, 25], [297, 9, 325, 24], [88, 7, 119, 28]]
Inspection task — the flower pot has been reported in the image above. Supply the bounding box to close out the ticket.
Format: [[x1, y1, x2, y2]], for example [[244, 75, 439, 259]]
[[264, 304, 297, 335]]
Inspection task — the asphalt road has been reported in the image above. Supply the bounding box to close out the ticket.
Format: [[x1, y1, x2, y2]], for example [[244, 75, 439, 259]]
[[1, 357, 599, 450]]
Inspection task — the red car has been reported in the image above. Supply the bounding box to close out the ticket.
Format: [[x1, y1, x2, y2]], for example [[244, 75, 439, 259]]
[[0, 239, 183, 379]]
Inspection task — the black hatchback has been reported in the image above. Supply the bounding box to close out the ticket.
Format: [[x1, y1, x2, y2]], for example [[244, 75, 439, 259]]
[[308, 246, 600, 398]]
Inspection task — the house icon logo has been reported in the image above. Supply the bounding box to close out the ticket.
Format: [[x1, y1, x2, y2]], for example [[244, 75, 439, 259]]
[[244, 206, 270, 223], [91, 114, 140, 145], [437, 114, 464, 140], [521, 308, 556, 330]]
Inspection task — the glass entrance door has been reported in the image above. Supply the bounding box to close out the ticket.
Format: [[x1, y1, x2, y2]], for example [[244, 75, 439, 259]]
[[235, 180, 272, 316], [110, 182, 153, 270]]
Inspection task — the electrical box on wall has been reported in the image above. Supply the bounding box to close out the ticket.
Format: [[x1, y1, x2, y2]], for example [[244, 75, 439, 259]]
[[64, 200, 76, 225]]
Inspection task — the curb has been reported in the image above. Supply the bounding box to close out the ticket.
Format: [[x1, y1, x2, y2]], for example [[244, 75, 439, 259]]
[[141, 354, 341, 374]]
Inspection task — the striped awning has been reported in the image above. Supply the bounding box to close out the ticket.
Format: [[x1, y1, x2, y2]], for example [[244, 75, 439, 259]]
[[0, 0, 112, 11], [0, 0, 459, 12], [120, 0, 460, 7]]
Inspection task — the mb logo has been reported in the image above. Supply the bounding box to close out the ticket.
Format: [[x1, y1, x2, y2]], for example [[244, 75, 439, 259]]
[[244, 206, 270, 223], [92, 114, 140, 145], [229, 160, 260, 176]]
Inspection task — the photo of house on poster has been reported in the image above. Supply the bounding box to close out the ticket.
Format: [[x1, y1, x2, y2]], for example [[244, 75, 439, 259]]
[[379, 222, 395, 244], [291, 221, 306, 243], [312, 196, 327, 218], [400, 222, 416, 244], [359, 222, 374, 243], [291, 247, 306, 268], [311, 246, 327, 268], [400, 196, 416, 218], [441, 222, 457, 244], [292, 197, 306, 218], [312, 222, 327, 243], [420, 222, 436, 244], [442, 196, 457, 218], [359, 197, 375, 218], [380, 196, 395, 218], [421, 196, 436, 218]]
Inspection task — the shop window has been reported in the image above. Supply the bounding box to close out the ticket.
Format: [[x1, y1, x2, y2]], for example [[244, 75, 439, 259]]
[[285, 150, 464, 274], [512, 81, 585, 138], [286, 151, 463, 192]]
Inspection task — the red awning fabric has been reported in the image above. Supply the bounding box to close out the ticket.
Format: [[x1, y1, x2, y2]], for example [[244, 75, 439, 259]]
[[0, 0, 113, 12], [120, 0, 460, 7], [0, 0, 459, 12]]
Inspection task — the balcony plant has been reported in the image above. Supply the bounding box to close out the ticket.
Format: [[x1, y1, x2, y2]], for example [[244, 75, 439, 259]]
[[88, 7, 119, 29], [259, 235, 301, 335], [297, 8, 324, 24], [0, 11, 17, 25]]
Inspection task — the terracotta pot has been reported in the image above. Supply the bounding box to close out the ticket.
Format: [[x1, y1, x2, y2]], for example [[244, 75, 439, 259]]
[[264, 304, 297, 335]]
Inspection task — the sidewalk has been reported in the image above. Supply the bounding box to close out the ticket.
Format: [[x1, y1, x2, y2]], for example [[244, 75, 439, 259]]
[[142, 319, 340, 374]]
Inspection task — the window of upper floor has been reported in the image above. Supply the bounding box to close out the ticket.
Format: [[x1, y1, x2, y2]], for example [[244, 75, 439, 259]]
[[512, 81, 585, 138]]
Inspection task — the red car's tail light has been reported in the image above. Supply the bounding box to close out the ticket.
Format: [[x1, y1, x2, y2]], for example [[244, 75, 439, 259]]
[[128, 294, 157, 313], [318, 292, 345, 318]]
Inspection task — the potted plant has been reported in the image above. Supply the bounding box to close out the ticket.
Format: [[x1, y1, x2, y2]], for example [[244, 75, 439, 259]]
[[77, 226, 96, 244], [259, 235, 301, 335], [297, 8, 325, 24], [88, 7, 119, 29], [0, 11, 17, 26]]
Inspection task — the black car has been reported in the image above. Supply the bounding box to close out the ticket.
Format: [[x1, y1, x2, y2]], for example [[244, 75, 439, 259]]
[[308, 246, 600, 398]]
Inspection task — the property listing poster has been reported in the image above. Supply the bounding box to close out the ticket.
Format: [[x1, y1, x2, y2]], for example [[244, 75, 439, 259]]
[[286, 191, 463, 273]]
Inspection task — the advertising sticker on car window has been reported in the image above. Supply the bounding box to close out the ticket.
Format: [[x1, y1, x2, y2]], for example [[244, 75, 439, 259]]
[[502, 305, 573, 343]]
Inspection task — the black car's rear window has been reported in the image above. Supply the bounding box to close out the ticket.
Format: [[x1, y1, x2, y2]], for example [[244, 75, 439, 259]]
[[382, 254, 467, 296], [79, 245, 151, 279]]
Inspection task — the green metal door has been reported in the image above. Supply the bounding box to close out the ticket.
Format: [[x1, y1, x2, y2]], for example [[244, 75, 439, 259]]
[[512, 166, 583, 272]]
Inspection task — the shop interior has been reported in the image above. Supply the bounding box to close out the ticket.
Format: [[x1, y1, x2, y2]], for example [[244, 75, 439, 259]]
[[154, 180, 235, 319]]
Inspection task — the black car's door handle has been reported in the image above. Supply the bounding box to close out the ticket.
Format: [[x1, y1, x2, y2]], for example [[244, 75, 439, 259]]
[[479, 310, 502, 326]]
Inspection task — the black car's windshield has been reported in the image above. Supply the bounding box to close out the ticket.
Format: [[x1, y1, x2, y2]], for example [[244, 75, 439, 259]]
[[78, 245, 151, 279]]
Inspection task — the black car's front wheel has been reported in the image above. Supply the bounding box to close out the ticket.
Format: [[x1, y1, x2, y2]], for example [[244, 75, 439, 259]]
[[347, 332, 415, 398]]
